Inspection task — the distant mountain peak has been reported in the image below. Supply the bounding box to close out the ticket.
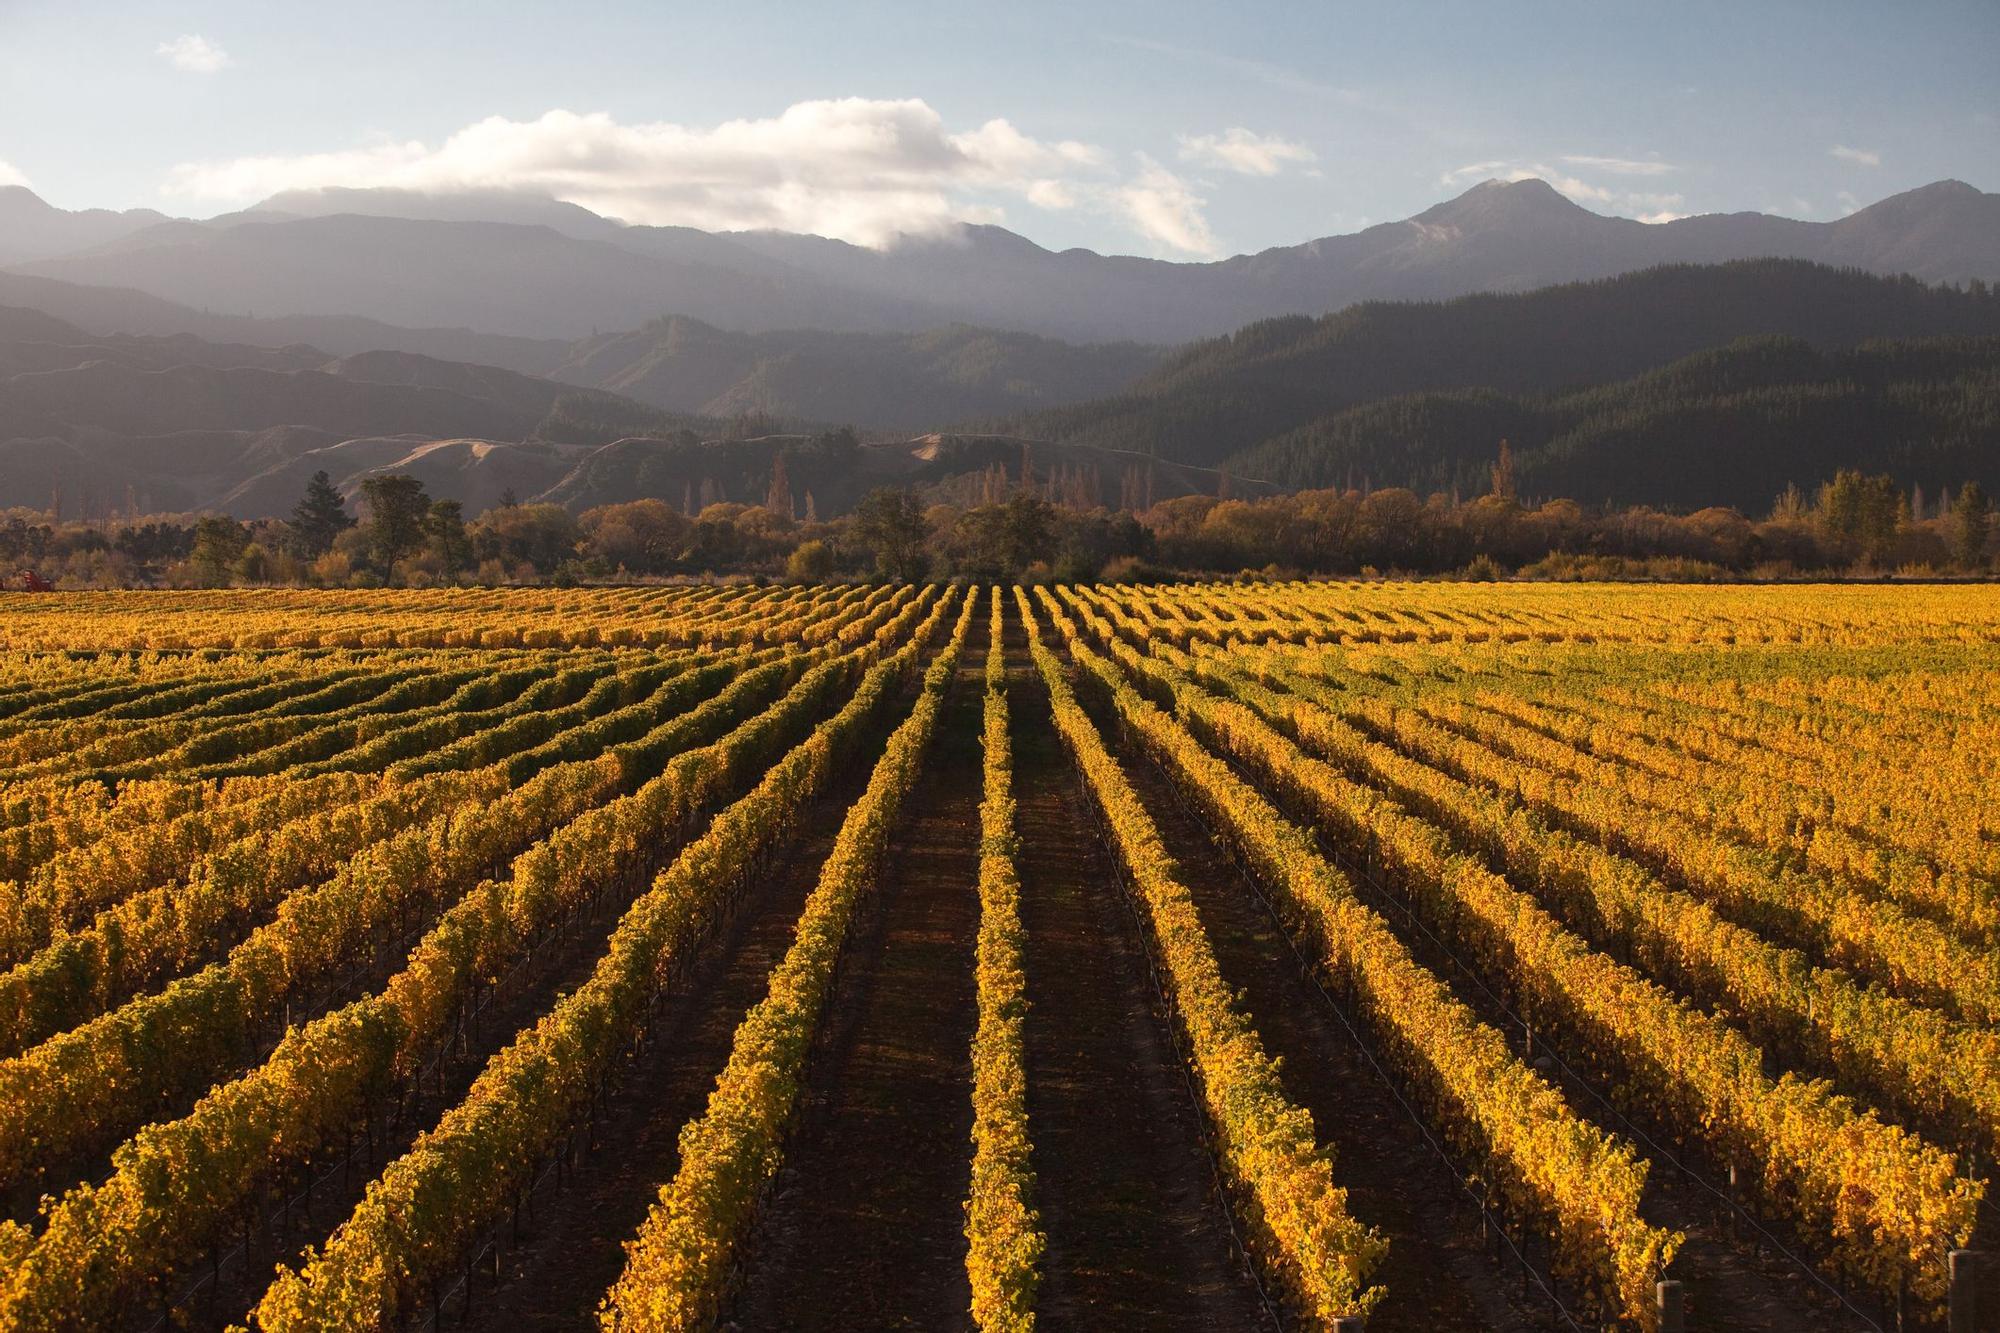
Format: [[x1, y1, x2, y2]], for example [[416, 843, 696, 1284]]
[[0, 185, 57, 215], [1466, 177, 1563, 200], [1904, 178, 1980, 199], [1414, 177, 1599, 231], [0, 188, 174, 266]]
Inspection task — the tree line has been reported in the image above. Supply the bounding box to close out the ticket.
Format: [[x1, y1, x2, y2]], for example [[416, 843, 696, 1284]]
[[1, 457, 1992, 589]]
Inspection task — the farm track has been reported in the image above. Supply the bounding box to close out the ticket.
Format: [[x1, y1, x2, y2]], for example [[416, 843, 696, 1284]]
[[462, 710, 905, 1331], [1004, 622, 1273, 1331], [725, 613, 988, 1330], [1090, 691, 1537, 1332]]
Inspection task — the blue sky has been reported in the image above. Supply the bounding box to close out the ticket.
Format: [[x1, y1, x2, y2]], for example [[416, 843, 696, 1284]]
[[1, 0, 1994, 257]]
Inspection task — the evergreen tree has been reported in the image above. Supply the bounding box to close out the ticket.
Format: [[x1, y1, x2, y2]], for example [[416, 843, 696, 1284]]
[[427, 500, 472, 578], [1818, 470, 1904, 564], [359, 474, 431, 571], [289, 471, 353, 557], [1491, 438, 1518, 503], [1954, 481, 1992, 570], [191, 516, 249, 584]]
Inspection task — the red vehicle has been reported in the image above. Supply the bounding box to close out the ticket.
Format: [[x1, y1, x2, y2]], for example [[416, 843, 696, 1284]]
[[11, 570, 53, 592]]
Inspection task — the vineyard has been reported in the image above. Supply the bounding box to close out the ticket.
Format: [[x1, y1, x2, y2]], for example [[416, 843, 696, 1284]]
[[0, 581, 1994, 1332]]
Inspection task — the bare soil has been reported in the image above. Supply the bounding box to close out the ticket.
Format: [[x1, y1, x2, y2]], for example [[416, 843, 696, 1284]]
[[459, 714, 906, 1331], [724, 615, 988, 1330], [1005, 622, 1274, 1331], [1092, 696, 1543, 1332]]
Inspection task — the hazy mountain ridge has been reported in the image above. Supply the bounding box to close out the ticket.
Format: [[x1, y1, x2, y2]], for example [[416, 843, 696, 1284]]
[[15, 211, 944, 340], [0, 270, 571, 373], [7, 178, 1994, 346], [0, 186, 171, 266], [550, 317, 1163, 430], [2, 252, 1996, 525], [0, 313, 699, 516], [0, 311, 1224, 519]]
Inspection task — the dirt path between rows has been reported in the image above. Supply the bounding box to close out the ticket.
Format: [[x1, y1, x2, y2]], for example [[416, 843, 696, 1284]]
[[1093, 694, 1543, 1332], [1006, 619, 1273, 1331], [462, 712, 905, 1331], [1332, 698, 1873, 1330], [725, 613, 988, 1330], [167, 678, 779, 1330]]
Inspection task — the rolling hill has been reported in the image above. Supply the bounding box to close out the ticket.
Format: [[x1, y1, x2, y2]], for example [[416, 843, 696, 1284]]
[[0, 309, 703, 516]]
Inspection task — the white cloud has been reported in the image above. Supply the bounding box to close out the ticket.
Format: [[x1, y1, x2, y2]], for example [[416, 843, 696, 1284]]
[[1176, 128, 1316, 177], [164, 101, 1138, 249], [1559, 154, 1675, 177], [1540, 173, 1616, 203], [0, 159, 30, 189], [157, 34, 232, 74], [1116, 154, 1217, 256], [1830, 144, 1881, 167], [163, 100, 1239, 255], [1440, 159, 1510, 186], [1438, 158, 1689, 223], [1025, 179, 1077, 210]]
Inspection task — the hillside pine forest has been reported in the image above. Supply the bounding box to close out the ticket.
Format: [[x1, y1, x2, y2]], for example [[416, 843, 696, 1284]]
[[1, 81, 1998, 1333]]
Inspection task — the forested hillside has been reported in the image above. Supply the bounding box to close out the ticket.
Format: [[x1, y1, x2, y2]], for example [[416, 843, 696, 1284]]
[[1233, 335, 2000, 509], [1006, 261, 2000, 479]]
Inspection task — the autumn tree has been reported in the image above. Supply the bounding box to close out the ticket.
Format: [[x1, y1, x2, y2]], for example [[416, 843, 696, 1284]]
[[765, 453, 794, 520], [785, 538, 834, 581], [852, 487, 930, 581]]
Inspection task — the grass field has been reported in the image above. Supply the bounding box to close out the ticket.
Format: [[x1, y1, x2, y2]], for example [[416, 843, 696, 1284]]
[[0, 581, 1994, 1331]]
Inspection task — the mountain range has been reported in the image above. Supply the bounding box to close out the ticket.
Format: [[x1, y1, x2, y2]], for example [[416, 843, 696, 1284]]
[[5, 177, 1996, 348], [0, 307, 1238, 520], [5, 258, 1993, 523], [0, 177, 1995, 524]]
